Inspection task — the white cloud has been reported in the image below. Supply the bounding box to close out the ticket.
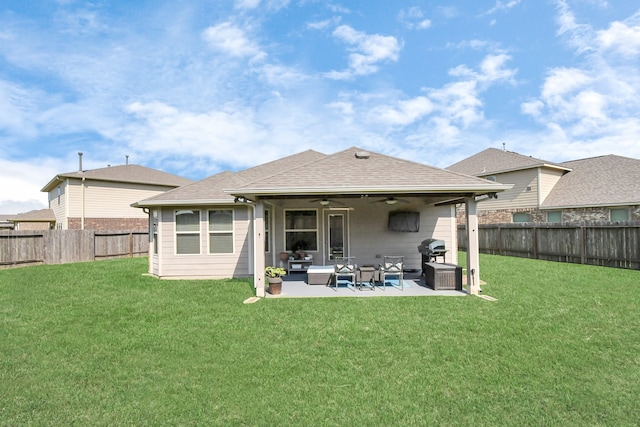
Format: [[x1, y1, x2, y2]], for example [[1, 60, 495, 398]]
[[369, 96, 434, 126], [596, 13, 640, 58], [325, 25, 401, 80], [202, 22, 266, 62], [235, 0, 261, 9], [520, 3, 640, 160], [0, 158, 57, 211], [307, 17, 341, 30], [398, 7, 431, 30], [481, 0, 521, 16], [364, 53, 516, 133]]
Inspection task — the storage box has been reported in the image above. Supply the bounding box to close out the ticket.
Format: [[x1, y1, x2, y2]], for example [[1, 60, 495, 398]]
[[424, 263, 462, 291]]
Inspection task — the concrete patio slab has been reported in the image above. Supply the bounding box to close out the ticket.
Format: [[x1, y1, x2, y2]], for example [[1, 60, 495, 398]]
[[265, 272, 468, 298]]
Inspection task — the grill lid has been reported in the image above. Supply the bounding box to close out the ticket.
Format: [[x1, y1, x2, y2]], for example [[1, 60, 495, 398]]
[[418, 238, 445, 254]]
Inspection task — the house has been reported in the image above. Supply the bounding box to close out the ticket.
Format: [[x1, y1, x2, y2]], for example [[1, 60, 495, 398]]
[[41, 154, 194, 231], [7, 209, 56, 230], [0, 214, 15, 230], [133, 147, 511, 297], [446, 148, 640, 224]]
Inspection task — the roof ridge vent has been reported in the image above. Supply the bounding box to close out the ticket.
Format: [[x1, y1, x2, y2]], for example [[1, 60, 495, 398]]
[[355, 151, 370, 159]]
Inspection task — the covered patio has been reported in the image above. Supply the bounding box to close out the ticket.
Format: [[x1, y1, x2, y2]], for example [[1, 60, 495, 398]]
[[265, 270, 471, 298]]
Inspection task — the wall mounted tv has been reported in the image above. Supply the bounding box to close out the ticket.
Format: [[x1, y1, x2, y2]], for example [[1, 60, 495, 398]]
[[388, 211, 420, 232]]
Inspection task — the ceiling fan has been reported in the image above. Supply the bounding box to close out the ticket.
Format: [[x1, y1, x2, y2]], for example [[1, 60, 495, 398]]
[[371, 197, 410, 205], [309, 198, 345, 206]]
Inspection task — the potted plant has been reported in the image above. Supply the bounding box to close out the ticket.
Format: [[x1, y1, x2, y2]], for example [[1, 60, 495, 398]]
[[265, 266, 286, 295], [292, 239, 309, 259]]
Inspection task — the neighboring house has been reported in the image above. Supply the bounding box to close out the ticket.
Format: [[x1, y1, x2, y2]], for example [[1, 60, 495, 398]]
[[0, 214, 16, 230], [447, 148, 640, 224], [7, 209, 56, 231], [133, 147, 511, 296], [41, 156, 194, 231]]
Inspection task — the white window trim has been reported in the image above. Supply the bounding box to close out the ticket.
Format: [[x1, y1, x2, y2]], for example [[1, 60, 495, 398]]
[[208, 209, 235, 254], [175, 209, 201, 255], [284, 208, 319, 252]]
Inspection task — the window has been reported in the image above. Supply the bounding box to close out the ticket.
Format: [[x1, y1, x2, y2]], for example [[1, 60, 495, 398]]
[[513, 212, 531, 223], [546, 211, 562, 223], [175, 210, 200, 254], [285, 210, 318, 252], [209, 210, 234, 253], [152, 209, 159, 254], [264, 209, 271, 252], [610, 208, 629, 222]]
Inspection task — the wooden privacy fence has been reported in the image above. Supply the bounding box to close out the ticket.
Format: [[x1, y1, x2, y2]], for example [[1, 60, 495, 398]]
[[457, 222, 640, 270], [0, 230, 149, 268]]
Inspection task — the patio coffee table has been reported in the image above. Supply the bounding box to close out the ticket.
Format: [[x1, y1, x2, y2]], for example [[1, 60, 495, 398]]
[[306, 265, 334, 286]]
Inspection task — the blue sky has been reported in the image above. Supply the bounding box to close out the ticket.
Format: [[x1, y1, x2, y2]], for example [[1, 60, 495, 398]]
[[1, 0, 639, 213]]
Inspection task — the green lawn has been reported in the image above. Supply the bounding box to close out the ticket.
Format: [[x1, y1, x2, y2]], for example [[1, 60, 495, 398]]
[[1, 255, 639, 426]]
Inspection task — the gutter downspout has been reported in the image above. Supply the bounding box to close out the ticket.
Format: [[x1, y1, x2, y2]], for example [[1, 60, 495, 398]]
[[81, 176, 86, 230]]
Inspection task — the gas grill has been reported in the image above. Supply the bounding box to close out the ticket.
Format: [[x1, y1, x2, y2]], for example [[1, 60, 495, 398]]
[[418, 238, 447, 264]]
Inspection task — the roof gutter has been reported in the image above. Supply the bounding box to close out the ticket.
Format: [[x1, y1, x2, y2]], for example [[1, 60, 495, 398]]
[[476, 164, 571, 176], [131, 198, 235, 208], [224, 183, 513, 197]]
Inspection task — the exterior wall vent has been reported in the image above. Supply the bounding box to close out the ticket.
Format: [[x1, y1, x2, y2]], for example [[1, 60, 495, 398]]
[[355, 151, 370, 159]]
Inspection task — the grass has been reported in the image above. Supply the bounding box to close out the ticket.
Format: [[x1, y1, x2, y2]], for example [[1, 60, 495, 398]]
[[1, 255, 639, 426]]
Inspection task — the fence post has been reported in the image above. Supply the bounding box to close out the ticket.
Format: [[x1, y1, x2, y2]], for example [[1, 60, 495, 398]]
[[580, 225, 586, 265], [129, 232, 133, 258]]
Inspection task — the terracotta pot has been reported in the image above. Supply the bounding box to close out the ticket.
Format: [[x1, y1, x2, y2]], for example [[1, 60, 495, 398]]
[[268, 277, 282, 295]]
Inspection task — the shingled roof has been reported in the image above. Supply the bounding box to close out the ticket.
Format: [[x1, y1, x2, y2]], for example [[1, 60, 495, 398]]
[[134, 147, 510, 207], [447, 148, 570, 176], [134, 150, 327, 206], [41, 164, 194, 192], [231, 146, 505, 197], [8, 209, 56, 222], [542, 155, 640, 208]]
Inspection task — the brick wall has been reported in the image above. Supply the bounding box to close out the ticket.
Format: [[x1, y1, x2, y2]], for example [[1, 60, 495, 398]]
[[456, 205, 640, 224], [68, 217, 149, 231]]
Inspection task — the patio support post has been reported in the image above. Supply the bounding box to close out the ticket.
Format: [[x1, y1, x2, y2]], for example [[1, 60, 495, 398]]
[[254, 200, 266, 297], [465, 197, 481, 295]]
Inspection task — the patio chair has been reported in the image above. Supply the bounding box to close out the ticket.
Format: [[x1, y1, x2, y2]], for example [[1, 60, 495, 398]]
[[379, 256, 404, 291], [333, 257, 356, 291]]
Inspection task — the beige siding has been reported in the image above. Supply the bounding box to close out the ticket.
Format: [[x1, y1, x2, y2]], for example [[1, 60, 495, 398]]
[[263, 198, 458, 272], [539, 168, 565, 204], [479, 169, 539, 210], [48, 181, 68, 228], [157, 205, 252, 279], [157, 198, 460, 279], [64, 178, 173, 219], [83, 180, 172, 218]]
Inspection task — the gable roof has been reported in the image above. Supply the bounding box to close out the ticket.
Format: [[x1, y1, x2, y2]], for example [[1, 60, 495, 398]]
[[541, 155, 640, 209], [134, 147, 510, 208], [41, 164, 194, 192], [8, 209, 56, 222], [229, 146, 508, 198], [134, 150, 327, 207], [447, 148, 571, 176]]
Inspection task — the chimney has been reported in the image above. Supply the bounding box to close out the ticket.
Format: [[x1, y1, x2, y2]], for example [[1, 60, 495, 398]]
[[126, 155, 129, 165], [78, 152, 83, 172]]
